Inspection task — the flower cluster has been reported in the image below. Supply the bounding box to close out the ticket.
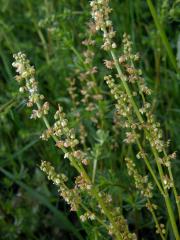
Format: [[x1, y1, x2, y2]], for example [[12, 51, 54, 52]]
[[75, 174, 92, 190], [54, 106, 79, 148], [108, 216, 137, 240], [12, 53, 49, 118], [65, 150, 89, 166], [125, 158, 153, 199], [162, 175, 173, 190], [156, 223, 166, 235], [125, 158, 167, 237], [80, 212, 96, 222], [158, 152, 176, 167], [40, 161, 68, 185], [90, 0, 116, 50], [104, 75, 131, 119], [40, 161, 80, 211], [66, 77, 79, 110]]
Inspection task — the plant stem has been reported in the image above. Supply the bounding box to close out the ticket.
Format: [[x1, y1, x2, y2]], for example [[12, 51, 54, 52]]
[[110, 50, 180, 239], [36, 101, 123, 239], [111, 50, 144, 124], [92, 156, 98, 183], [146, 0, 178, 72], [148, 199, 166, 240]]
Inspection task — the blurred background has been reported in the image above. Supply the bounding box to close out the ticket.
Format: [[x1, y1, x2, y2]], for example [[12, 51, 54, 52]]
[[0, 0, 179, 239]]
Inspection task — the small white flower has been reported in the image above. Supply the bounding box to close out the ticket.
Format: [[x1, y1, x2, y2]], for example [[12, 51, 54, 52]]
[[112, 43, 117, 49]]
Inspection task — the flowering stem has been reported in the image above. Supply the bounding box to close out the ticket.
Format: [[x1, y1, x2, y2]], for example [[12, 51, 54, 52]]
[[135, 136, 164, 196], [80, 202, 109, 229], [168, 166, 180, 222], [111, 50, 144, 124], [149, 199, 166, 240], [70, 45, 105, 128], [37, 101, 123, 239], [92, 188, 123, 240], [160, 149, 180, 222], [136, 79, 180, 222], [110, 50, 180, 239]]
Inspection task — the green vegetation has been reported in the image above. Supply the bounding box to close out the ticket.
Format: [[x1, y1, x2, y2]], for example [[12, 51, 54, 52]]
[[0, 0, 179, 239]]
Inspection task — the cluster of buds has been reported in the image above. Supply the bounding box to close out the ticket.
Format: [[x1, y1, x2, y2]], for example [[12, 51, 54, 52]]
[[31, 102, 49, 119], [108, 216, 137, 240], [139, 102, 151, 115], [66, 77, 79, 109], [12, 52, 35, 82], [90, 0, 116, 51], [145, 201, 157, 211], [117, 34, 153, 99], [79, 124, 88, 145], [104, 59, 114, 69], [53, 105, 79, 148], [98, 192, 112, 208], [64, 150, 89, 166], [40, 104, 79, 149], [96, 193, 136, 239], [104, 74, 143, 149], [60, 187, 81, 212], [104, 75, 128, 110], [136, 150, 147, 160], [163, 175, 173, 189], [118, 35, 168, 157], [124, 131, 139, 144], [40, 161, 80, 211], [82, 38, 95, 47], [156, 223, 166, 235], [111, 111, 122, 149], [125, 158, 153, 199], [122, 33, 140, 62], [40, 161, 68, 185], [158, 152, 176, 167], [80, 211, 96, 222], [75, 174, 92, 191], [145, 113, 165, 153], [83, 50, 95, 65], [12, 52, 49, 118], [139, 84, 152, 96]]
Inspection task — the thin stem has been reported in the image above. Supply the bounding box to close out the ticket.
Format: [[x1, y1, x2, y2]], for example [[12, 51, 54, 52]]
[[135, 137, 164, 196], [168, 166, 180, 222], [164, 193, 180, 240], [111, 50, 144, 124], [124, 108, 165, 195], [149, 199, 166, 240], [92, 156, 98, 183], [92, 188, 123, 240], [80, 202, 109, 229], [146, 0, 178, 71], [135, 69, 180, 222]]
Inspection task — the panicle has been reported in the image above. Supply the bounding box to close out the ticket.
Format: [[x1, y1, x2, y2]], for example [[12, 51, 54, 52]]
[[12, 52, 49, 118]]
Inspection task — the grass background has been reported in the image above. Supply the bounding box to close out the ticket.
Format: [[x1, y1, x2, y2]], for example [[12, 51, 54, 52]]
[[0, 0, 179, 239]]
